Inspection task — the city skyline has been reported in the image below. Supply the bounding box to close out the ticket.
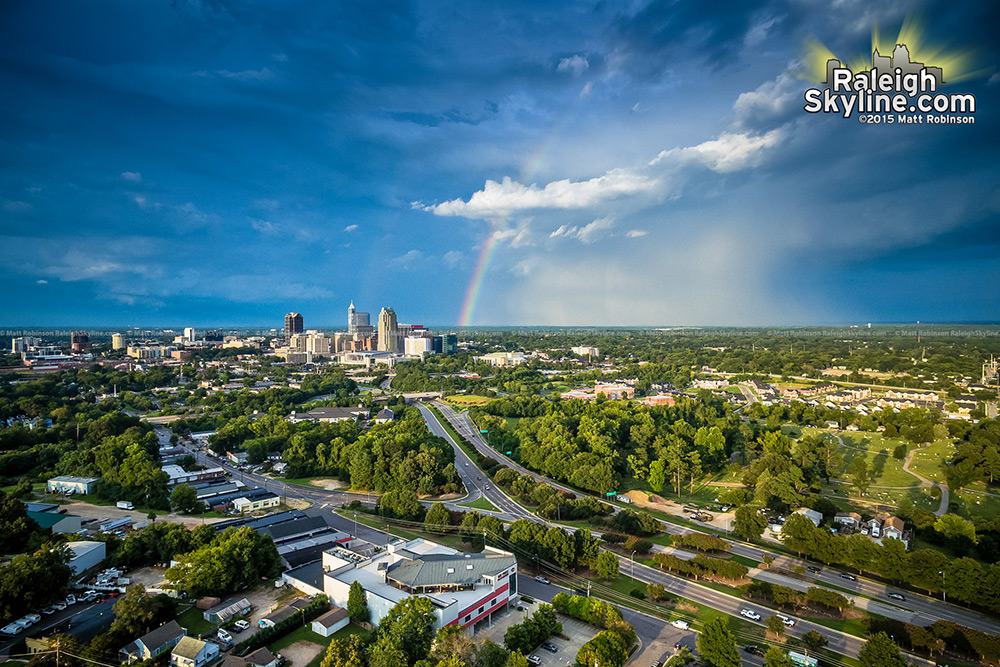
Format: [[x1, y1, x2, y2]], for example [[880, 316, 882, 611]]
[[1, 1, 999, 327]]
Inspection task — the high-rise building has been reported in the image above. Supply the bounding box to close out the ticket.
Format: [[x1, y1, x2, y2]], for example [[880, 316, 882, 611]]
[[377, 307, 399, 353], [347, 301, 371, 337], [111, 333, 125, 350], [441, 333, 458, 355], [11, 336, 41, 354], [285, 312, 304, 340], [183, 327, 196, 342], [70, 331, 91, 352]]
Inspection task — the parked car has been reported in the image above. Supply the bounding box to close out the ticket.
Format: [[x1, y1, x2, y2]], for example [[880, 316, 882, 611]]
[[671, 619, 690, 630], [52, 602, 67, 611], [65, 594, 77, 605], [217, 628, 232, 645], [888, 593, 906, 601], [0, 623, 23, 636], [542, 643, 558, 653], [526, 656, 541, 666], [233, 620, 251, 632], [740, 609, 761, 621], [534, 576, 550, 584], [840, 573, 858, 581], [41, 607, 56, 615]]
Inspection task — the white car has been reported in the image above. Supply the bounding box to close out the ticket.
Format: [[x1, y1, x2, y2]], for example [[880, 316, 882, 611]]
[[0, 623, 22, 636], [740, 609, 761, 621], [233, 620, 251, 632], [534, 576, 550, 584], [526, 656, 541, 666], [65, 594, 77, 605], [776, 614, 795, 627], [671, 619, 690, 630]]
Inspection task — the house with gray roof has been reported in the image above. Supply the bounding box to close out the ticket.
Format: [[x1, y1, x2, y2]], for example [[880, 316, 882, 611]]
[[120, 620, 186, 664]]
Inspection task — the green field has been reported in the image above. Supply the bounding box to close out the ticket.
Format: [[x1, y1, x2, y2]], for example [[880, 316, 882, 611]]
[[832, 446, 920, 488], [951, 489, 1000, 520], [458, 496, 499, 512], [177, 606, 218, 636], [907, 440, 955, 483]]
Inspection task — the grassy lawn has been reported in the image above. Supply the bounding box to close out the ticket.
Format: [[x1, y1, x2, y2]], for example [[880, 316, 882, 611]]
[[281, 477, 345, 489], [191, 510, 229, 519], [951, 489, 1000, 520], [0, 481, 46, 495], [443, 395, 492, 406], [821, 484, 940, 513], [268, 625, 334, 652], [458, 496, 499, 512], [832, 447, 919, 488], [177, 606, 218, 636], [908, 440, 955, 483]]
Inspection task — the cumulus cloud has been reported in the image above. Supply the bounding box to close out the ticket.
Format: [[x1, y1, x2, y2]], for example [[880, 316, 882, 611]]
[[251, 218, 278, 234], [36, 279, 47, 284], [344, 224, 359, 232], [443, 250, 464, 268], [121, 171, 142, 183], [650, 129, 785, 173], [626, 229, 647, 237], [427, 170, 656, 219], [557, 54, 589, 76], [732, 71, 800, 128], [549, 217, 615, 244]]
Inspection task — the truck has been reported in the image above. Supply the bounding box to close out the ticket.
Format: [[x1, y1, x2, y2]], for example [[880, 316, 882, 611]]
[[116, 501, 134, 510]]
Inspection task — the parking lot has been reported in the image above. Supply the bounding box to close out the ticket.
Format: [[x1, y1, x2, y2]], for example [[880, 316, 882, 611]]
[[474, 598, 598, 666]]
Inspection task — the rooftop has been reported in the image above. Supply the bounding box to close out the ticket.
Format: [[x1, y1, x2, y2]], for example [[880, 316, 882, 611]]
[[172, 637, 208, 660]]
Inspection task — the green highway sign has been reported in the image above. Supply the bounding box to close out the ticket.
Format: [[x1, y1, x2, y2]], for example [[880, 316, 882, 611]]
[[480, 429, 489, 434], [606, 491, 617, 496]]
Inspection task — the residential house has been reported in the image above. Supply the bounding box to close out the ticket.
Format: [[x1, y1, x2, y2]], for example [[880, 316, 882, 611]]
[[833, 512, 862, 529], [259, 598, 311, 628], [202, 598, 251, 624], [243, 648, 279, 667], [171, 637, 219, 667], [120, 620, 186, 664], [794, 507, 823, 527]]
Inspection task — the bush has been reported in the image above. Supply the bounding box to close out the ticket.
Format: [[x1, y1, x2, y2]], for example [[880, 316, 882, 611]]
[[623, 536, 653, 554]]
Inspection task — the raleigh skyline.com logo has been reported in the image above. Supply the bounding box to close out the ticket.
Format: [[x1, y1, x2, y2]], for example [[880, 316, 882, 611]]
[[803, 43, 977, 124]]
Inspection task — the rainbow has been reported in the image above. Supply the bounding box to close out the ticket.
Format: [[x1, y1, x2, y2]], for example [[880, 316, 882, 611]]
[[456, 124, 569, 327]]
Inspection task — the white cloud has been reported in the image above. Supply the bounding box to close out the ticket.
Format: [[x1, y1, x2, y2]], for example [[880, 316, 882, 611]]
[[443, 250, 464, 268], [549, 217, 615, 244], [36, 279, 47, 285], [626, 229, 647, 237], [989, 73, 1000, 85], [215, 67, 274, 82], [391, 249, 424, 266], [650, 129, 784, 173], [121, 171, 142, 183], [3, 201, 31, 213], [732, 71, 799, 128], [557, 55, 589, 76], [250, 218, 278, 235], [427, 170, 656, 219], [344, 224, 359, 232], [580, 81, 594, 98]]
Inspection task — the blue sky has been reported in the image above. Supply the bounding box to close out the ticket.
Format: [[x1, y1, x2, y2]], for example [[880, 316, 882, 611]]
[[1, 0, 998, 328]]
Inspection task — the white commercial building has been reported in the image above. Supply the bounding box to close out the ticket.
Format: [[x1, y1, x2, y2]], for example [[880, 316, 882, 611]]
[[47, 476, 99, 495], [404, 336, 433, 357], [65, 540, 106, 574], [318, 539, 517, 630]]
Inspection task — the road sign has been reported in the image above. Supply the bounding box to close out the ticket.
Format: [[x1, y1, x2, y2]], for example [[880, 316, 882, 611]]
[[505, 451, 512, 455], [606, 491, 617, 497], [480, 429, 489, 434]]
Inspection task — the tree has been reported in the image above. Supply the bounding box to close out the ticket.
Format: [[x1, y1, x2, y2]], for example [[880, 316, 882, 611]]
[[424, 503, 451, 534], [596, 551, 619, 580], [696, 617, 741, 667], [934, 513, 978, 544], [164, 526, 280, 596], [733, 505, 767, 541], [764, 648, 793, 667], [377, 596, 436, 666], [849, 457, 871, 496], [765, 615, 786, 638], [320, 634, 366, 667], [646, 583, 667, 602], [800, 630, 828, 652], [781, 513, 817, 557], [906, 549, 947, 593], [648, 459, 666, 494], [858, 632, 907, 667], [110, 585, 177, 638], [170, 483, 203, 514], [346, 580, 370, 624], [379, 488, 423, 521], [577, 630, 629, 667], [431, 624, 476, 664]]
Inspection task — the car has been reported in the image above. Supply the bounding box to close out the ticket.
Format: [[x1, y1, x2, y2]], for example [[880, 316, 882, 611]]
[[233, 620, 251, 632], [526, 656, 542, 666], [776, 614, 795, 627], [888, 593, 906, 601], [807, 566, 822, 574], [740, 609, 761, 621], [534, 576, 550, 584], [477, 476, 482, 481], [275, 655, 287, 667], [542, 643, 558, 653], [840, 573, 858, 581], [52, 602, 67, 611], [217, 628, 233, 645], [671, 619, 690, 630], [720, 505, 731, 512], [742, 645, 766, 657], [464, 462, 469, 466], [0, 623, 23, 636], [65, 594, 77, 605], [41, 607, 56, 615], [485, 485, 491, 490], [652, 662, 663, 667], [689, 514, 698, 520]]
